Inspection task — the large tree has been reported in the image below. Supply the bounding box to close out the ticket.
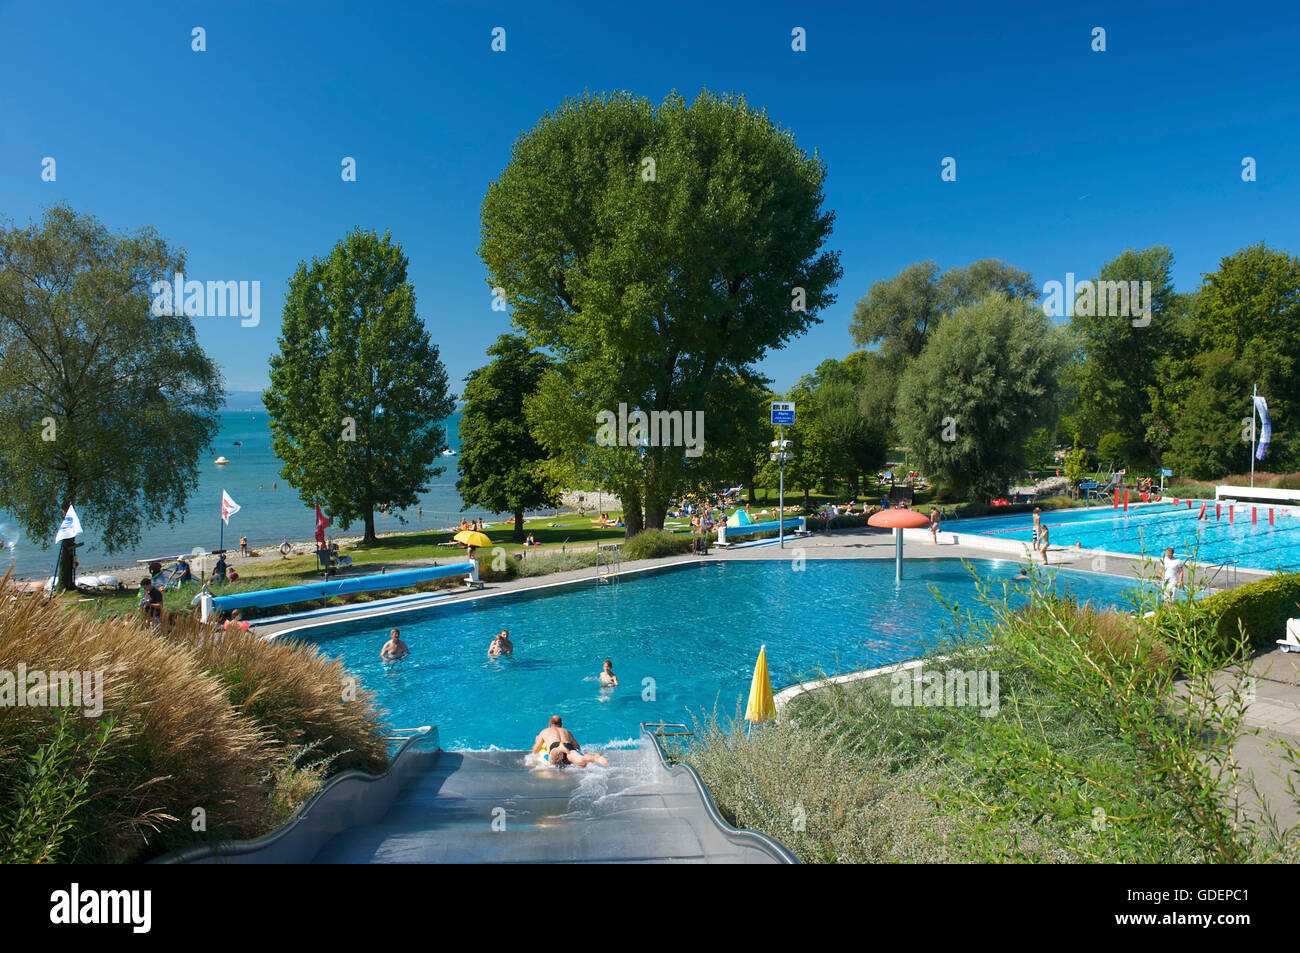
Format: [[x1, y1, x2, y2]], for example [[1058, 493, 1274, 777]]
[[1065, 246, 1177, 466], [0, 205, 223, 589], [849, 259, 1036, 365], [481, 89, 841, 535], [457, 334, 557, 539], [895, 293, 1065, 501], [264, 229, 454, 543]]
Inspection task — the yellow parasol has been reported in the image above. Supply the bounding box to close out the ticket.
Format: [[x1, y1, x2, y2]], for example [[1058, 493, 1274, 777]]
[[744, 644, 777, 724], [453, 530, 492, 548]]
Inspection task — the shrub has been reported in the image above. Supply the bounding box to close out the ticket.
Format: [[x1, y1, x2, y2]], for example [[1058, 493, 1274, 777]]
[[621, 529, 692, 561], [515, 550, 601, 577], [1204, 573, 1300, 653]]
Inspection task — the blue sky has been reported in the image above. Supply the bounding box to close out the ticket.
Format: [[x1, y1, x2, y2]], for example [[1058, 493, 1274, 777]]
[[2, 0, 1298, 395]]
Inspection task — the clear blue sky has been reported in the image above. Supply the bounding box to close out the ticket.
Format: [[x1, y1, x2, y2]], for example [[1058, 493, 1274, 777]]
[[3, 0, 1297, 395]]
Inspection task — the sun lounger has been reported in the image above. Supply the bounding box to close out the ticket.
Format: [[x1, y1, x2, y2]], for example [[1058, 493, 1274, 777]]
[[1277, 619, 1300, 653]]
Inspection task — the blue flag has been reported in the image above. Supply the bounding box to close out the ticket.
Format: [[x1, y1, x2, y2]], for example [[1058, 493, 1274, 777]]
[[1255, 395, 1272, 461]]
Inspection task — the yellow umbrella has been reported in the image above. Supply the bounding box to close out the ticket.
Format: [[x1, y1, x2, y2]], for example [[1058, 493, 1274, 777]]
[[454, 530, 492, 548], [744, 644, 776, 724]]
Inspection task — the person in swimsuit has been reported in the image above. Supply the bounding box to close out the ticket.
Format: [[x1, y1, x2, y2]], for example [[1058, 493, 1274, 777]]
[[533, 715, 608, 768], [381, 628, 410, 662], [487, 629, 513, 656], [1031, 507, 1042, 552], [598, 659, 618, 687]]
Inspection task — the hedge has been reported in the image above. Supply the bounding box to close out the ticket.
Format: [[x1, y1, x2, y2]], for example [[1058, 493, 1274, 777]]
[[1204, 573, 1300, 653]]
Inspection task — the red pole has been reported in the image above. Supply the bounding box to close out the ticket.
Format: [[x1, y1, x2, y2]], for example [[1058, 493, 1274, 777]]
[[1270, 508, 1275, 526], [1198, 502, 1207, 520], [1123, 491, 1129, 512], [1252, 507, 1257, 525], [1113, 488, 1119, 509], [1229, 505, 1234, 524], [1216, 503, 1222, 521]]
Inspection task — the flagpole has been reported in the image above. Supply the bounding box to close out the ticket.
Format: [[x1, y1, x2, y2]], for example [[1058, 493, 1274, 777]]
[[218, 492, 224, 578], [1251, 383, 1257, 488]]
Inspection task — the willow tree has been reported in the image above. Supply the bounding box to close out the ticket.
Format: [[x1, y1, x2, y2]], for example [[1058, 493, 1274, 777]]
[[264, 229, 453, 543], [0, 205, 223, 589], [480, 89, 841, 535]]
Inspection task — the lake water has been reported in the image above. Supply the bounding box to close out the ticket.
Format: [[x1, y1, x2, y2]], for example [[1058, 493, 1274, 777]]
[[1, 410, 525, 576]]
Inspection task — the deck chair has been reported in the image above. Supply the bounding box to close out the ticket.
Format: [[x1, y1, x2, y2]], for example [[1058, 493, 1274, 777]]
[[1277, 619, 1300, 653]]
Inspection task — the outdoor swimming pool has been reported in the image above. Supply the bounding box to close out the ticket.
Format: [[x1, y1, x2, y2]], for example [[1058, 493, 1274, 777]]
[[952, 501, 1300, 572], [303, 558, 1140, 750]]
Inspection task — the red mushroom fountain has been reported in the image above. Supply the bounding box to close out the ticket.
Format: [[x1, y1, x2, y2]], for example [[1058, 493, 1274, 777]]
[[867, 508, 932, 582]]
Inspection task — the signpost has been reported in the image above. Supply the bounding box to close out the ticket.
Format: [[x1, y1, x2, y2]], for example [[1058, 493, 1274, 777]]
[[1159, 468, 1172, 494], [770, 402, 795, 548]]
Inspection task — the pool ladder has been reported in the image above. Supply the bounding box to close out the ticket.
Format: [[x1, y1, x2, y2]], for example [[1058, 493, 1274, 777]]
[[1206, 558, 1240, 590], [595, 544, 621, 584]]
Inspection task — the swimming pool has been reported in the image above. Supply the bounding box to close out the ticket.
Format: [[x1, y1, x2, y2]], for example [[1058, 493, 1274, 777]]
[[952, 502, 1300, 572], [303, 558, 1140, 750]]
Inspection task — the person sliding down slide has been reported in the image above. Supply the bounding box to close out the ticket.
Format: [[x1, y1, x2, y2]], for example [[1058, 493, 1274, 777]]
[[533, 715, 607, 768]]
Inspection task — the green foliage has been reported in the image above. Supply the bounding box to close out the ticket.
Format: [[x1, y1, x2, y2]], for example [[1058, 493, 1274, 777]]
[[2, 712, 116, 864], [620, 528, 692, 561], [1062, 446, 1090, 486], [0, 205, 224, 587], [849, 259, 1036, 364], [481, 89, 842, 531], [1204, 573, 1300, 653], [1064, 246, 1177, 467], [895, 293, 1066, 501], [265, 229, 455, 542], [1161, 349, 1255, 479], [457, 334, 557, 538]]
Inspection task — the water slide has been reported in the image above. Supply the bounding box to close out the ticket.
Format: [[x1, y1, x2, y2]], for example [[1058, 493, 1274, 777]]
[[155, 725, 795, 864]]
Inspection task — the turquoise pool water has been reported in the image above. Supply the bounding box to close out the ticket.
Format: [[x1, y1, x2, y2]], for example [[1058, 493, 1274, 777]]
[[304, 558, 1140, 751], [952, 501, 1300, 572]]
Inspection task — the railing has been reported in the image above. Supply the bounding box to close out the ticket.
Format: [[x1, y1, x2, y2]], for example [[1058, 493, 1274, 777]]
[[595, 544, 621, 583]]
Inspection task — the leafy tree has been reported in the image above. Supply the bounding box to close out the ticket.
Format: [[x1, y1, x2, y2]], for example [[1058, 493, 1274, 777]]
[[0, 205, 223, 589], [457, 335, 557, 539], [1162, 349, 1255, 480], [481, 89, 841, 535], [1194, 243, 1300, 470], [895, 293, 1065, 501], [849, 259, 1035, 364], [264, 229, 454, 543], [1065, 246, 1177, 466]]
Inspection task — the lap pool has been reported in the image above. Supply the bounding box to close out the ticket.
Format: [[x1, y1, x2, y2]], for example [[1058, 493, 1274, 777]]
[[951, 501, 1300, 572], [303, 558, 1140, 750]]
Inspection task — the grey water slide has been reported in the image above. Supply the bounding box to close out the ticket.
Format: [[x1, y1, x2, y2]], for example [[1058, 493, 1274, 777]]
[[157, 726, 795, 864]]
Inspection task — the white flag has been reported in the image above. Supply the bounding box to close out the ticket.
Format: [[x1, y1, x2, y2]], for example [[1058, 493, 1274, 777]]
[[55, 505, 83, 542], [221, 490, 241, 524]]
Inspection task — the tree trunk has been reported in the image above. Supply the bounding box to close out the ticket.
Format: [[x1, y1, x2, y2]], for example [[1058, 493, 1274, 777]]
[[364, 506, 377, 543], [644, 499, 667, 531], [58, 538, 76, 592], [513, 509, 525, 541], [622, 486, 643, 538], [747, 478, 756, 505]]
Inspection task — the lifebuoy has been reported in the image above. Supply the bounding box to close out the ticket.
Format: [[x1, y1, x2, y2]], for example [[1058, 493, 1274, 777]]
[[279, 541, 292, 557]]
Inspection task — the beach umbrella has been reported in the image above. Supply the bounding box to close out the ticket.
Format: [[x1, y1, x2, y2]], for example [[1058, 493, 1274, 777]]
[[454, 530, 492, 548], [867, 508, 931, 583], [744, 644, 777, 725]]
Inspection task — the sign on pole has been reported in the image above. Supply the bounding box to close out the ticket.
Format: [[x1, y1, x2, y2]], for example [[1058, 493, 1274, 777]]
[[771, 401, 795, 426]]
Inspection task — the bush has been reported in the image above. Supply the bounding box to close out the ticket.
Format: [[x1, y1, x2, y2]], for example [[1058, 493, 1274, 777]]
[[621, 529, 692, 561], [515, 550, 601, 577], [1204, 573, 1300, 653]]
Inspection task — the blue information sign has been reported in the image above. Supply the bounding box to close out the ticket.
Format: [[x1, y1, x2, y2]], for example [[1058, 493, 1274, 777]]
[[771, 401, 795, 426]]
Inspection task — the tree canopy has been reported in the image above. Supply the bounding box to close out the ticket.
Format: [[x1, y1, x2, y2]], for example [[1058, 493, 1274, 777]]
[[480, 89, 841, 533], [264, 229, 454, 543], [0, 205, 223, 588], [457, 334, 557, 538]]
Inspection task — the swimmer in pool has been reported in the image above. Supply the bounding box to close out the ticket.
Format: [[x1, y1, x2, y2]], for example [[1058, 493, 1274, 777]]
[[533, 715, 607, 768], [598, 658, 619, 687], [380, 628, 409, 662], [487, 629, 513, 657]]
